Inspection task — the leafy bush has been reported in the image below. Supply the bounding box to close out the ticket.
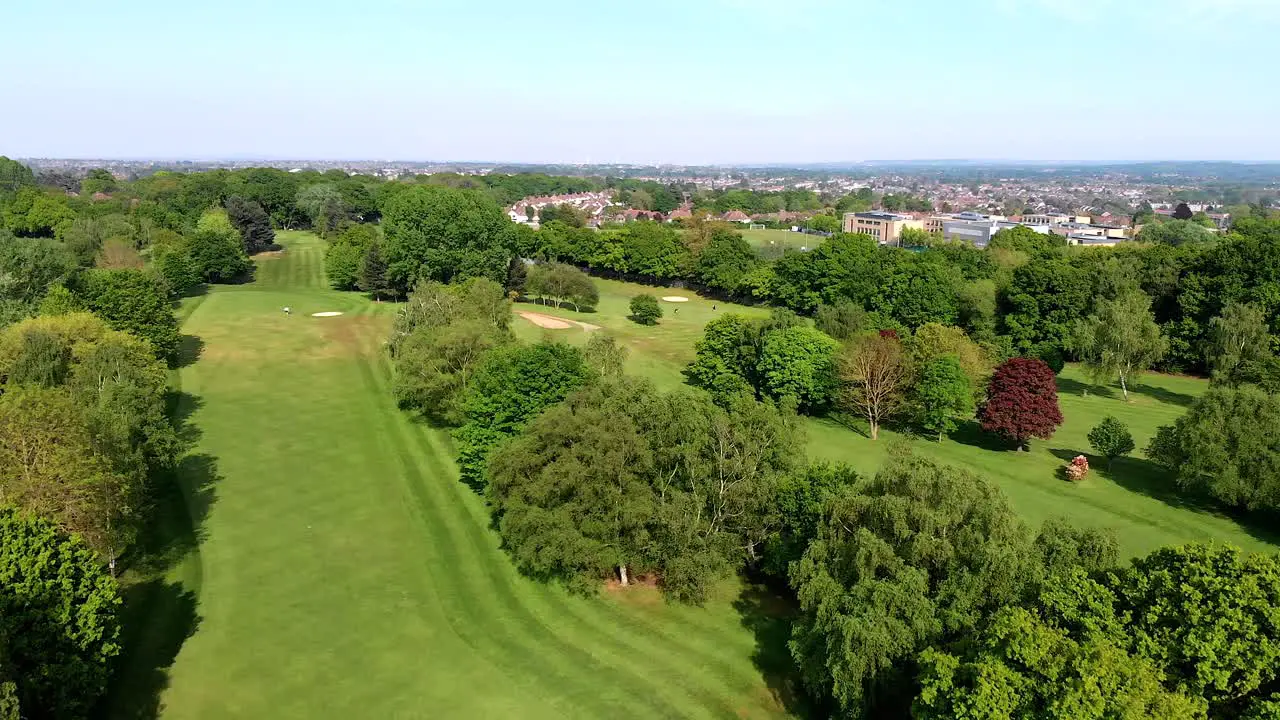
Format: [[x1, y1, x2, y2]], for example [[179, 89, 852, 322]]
[[628, 294, 662, 325], [1088, 416, 1135, 468]]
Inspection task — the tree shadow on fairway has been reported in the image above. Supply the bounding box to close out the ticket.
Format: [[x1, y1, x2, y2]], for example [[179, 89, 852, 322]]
[[98, 580, 201, 720], [1129, 382, 1196, 408], [173, 335, 205, 369], [950, 420, 1013, 452], [102, 391, 222, 719], [732, 581, 820, 719], [1047, 448, 1280, 547], [1055, 376, 1115, 399]]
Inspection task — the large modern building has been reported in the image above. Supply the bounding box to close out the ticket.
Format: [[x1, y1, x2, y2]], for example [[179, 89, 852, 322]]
[[1049, 222, 1129, 240], [941, 213, 1050, 247], [843, 211, 924, 245]]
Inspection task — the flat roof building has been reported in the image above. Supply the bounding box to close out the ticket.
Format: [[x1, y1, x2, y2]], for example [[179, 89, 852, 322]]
[[941, 218, 1050, 248], [843, 211, 924, 245]]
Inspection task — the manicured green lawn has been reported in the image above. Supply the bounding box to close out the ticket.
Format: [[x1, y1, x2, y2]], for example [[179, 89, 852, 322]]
[[514, 277, 771, 389], [107, 232, 792, 719], [515, 277, 1280, 561], [739, 228, 820, 258]]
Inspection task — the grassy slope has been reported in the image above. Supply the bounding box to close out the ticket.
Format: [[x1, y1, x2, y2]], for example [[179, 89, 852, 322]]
[[513, 276, 1280, 561], [110, 232, 791, 719]]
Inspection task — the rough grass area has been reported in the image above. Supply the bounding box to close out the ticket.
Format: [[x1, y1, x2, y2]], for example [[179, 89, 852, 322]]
[[106, 232, 794, 719]]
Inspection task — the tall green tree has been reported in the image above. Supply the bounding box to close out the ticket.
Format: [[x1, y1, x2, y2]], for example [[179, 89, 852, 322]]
[[454, 341, 590, 488], [1207, 302, 1274, 386], [488, 378, 660, 592], [1147, 386, 1280, 511], [74, 268, 181, 362], [187, 210, 251, 283], [0, 234, 76, 324], [756, 326, 838, 411], [323, 223, 379, 291], [381, 185, 513, 292], [916, 356, 974, 441], [1111, 544, 1280, 711], [357, 241, 392, 299], [789, 454, 1037, 719], [1072, 289, 1168, 400], [391, 280, 512, 425], [914, 607, 1205, 720], [0, 508, 120, 719], [0, 157, 35, 197], [225, 196, 276, 254], [295, 183, 348, 234]]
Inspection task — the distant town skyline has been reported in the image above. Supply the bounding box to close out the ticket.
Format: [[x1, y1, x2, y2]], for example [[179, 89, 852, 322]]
[[5, 0, 1279, 163]]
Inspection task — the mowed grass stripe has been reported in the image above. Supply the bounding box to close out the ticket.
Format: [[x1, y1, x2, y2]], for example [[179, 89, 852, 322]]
[[162, 300, 551, 717], [357, 357, 746, 720], [364, 352, 766, 717], [369, 350, 765, 668], [403, 421, 765, 716], [329, 342, 583, 718], [348, 353, 703, 719]]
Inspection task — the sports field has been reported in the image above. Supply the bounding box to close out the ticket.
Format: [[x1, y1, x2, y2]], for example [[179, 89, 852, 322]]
[[107, 232, 794, 719], [739, 228, 819, 257], [514, 277, 1280, 561]]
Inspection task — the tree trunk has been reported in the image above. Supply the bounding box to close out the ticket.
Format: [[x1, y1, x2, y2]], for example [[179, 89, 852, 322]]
[[869, 419, 879, 440], [1120, 373, 1129, 401], [618, 565, 629, 586]]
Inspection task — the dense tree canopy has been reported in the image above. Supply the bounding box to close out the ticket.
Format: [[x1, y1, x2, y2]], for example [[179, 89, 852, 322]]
[[454, 341, 591, 488], [382, 185, 514, 293], [1148, 386, 1280, 511], [391, 279, 512, 425], [488, 378, 800, 601], [915, 606, 1205, 720], [73, 268, 181, 362], [789, 454, 1037, 718], [0, 508, 121, 718], [979, 358, 1063, 450]]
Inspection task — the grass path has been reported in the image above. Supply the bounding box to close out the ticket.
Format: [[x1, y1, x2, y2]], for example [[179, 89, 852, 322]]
[[107, 232, 789, 719]]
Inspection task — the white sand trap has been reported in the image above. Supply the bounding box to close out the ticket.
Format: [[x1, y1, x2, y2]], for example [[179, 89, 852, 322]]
[[662, 296, 690, 303], [311, 311, 344, 317]]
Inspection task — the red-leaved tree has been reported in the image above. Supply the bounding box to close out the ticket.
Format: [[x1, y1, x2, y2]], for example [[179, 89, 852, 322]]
[[979, 357, 1063, 450]]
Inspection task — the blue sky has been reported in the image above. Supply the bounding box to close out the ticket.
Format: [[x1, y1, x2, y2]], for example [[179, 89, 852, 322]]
[[3, 0, 1278, 163]]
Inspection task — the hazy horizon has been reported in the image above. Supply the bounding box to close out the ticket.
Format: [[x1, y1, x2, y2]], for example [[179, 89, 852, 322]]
[[5, 0, 1279, 164]]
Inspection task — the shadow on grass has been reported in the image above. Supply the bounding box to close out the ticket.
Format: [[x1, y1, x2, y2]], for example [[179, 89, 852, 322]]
[[173, 335, 204, 369], [823, 411, 871, 439], [1047, 448, 1280, 548], [1056, 376, 1115, 399], [733, 581, 820, 719], [99, 581, 201, 720], [101, 392, 221, 719], [1129, 382, 1196, 408], [950, 420, 1014, 452]]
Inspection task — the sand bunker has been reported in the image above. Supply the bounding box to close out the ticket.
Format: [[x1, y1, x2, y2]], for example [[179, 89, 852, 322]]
[[518, 311, 600, 331], [662, 296, 690, 303], [311, 311, 344, 317]]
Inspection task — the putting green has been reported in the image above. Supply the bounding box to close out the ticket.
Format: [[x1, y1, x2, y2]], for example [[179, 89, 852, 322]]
[[108, 232, 791, 719]]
